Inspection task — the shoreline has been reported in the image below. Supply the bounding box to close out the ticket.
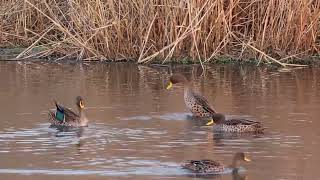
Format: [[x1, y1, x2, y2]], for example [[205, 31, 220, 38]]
[[0, 47, 319, 67]]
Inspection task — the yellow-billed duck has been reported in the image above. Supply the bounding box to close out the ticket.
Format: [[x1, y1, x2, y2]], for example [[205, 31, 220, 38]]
[[207, 113, 264, 133], [48, 96, 88, 127], [167, 74, 216, 124], [182, 152, 251, 174]]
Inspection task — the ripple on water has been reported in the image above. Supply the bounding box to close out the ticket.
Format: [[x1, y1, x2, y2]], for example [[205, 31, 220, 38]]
[[0, 115, 306, 178], [0, 165, 246, 177], [212, 131, 303, 157], [119, 112, 190, 121], [0, 122, 176, 164]]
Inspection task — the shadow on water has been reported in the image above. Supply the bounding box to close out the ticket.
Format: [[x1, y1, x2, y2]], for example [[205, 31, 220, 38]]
[[184, 171, 248, 180], [49, 125, 85, 137]]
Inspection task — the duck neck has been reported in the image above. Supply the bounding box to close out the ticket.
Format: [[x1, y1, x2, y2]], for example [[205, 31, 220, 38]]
[[183, 82, 194, 97], [183, 80, 193, 90], [78, 108, 88, 126], [230, 156, 240, 169], [212, 113, 226, 124]]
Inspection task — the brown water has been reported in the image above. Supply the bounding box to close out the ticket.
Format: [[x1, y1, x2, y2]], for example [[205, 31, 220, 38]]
[[0, 62, 319, 180]]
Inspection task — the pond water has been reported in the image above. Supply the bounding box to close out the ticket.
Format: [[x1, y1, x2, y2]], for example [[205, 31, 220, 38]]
[[0, 62, 319, 180]]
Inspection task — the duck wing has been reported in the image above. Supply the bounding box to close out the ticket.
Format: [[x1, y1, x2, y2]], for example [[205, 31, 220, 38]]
[[54, 101, 79, 123], [224, 118, 262, 126], [192, 92, 216, 114], [63, 108, 80, 122], [183, 159, 222, 173]]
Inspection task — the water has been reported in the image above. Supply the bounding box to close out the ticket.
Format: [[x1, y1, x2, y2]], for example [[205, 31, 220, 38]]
[[0, 62, 319, 179]]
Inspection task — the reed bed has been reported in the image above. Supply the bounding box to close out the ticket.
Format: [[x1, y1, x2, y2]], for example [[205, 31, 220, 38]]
[[0, 0, 319, 65]]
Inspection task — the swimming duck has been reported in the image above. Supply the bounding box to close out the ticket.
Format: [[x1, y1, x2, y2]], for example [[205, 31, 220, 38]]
[[166, 74, 216, 124], [207, 113, 264, 133], [182, 152, 251, 174], [48, 96, 88, 127]]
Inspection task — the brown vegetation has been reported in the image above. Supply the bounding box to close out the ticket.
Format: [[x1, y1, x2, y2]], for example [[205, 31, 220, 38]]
[[0, 0, 319, 65]]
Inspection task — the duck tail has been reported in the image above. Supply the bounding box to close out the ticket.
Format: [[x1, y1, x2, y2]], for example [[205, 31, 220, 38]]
[[54, 100, 64, 112], [54, 100, 59, 109], [48, 111, 56, 122], [48, 111, 54, 117], [181, 161, 196, 171]]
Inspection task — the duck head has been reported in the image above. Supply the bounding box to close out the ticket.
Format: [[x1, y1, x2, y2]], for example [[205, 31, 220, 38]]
[[206, 113, 226, 125], [166, 74, 188, 89]]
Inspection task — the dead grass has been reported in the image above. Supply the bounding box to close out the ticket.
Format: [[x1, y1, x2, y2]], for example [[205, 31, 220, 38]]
[[0, 0, 319, 65]]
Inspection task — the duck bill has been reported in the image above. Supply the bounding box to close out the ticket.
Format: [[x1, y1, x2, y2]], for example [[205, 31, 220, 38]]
[[166, 82, 173, 89], [244, 157, 251, 162], [206, 119, 215, 126], [80, 101, 85, 109]]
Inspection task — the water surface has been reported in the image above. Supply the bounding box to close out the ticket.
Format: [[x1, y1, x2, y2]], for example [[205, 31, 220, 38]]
[[0, 62, 319, 179]]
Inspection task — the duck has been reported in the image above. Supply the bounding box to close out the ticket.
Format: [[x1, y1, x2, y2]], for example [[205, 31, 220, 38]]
[[166, 74, 216, 124], [207, 113, 264, 133], [182, 152, 251, 174], [48, 96, 88, 127]]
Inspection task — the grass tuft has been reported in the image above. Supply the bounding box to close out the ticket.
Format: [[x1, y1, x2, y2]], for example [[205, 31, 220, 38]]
[[0, 0, 319, 65]]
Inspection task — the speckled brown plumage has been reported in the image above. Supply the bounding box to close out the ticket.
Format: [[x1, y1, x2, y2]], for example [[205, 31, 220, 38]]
[[48, 96, 88, 127], [182, 159, 225, 174], [182, 152, 251, 174], [212, 113, 264, 133], [167, 74, 216, 118]]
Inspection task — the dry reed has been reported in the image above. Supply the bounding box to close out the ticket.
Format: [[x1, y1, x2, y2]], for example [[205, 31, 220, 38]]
[[0, 0, 319, 65]]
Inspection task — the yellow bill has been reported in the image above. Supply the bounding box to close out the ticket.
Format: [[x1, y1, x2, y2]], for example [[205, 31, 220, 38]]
[[166, 82, 173, 89], [80, 101, 85, 108], [244, 156, 251, 162], [206, 119, 215, 126]]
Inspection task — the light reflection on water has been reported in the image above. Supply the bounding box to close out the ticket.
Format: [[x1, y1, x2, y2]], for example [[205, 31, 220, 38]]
[[0, 62, 319, 179]]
